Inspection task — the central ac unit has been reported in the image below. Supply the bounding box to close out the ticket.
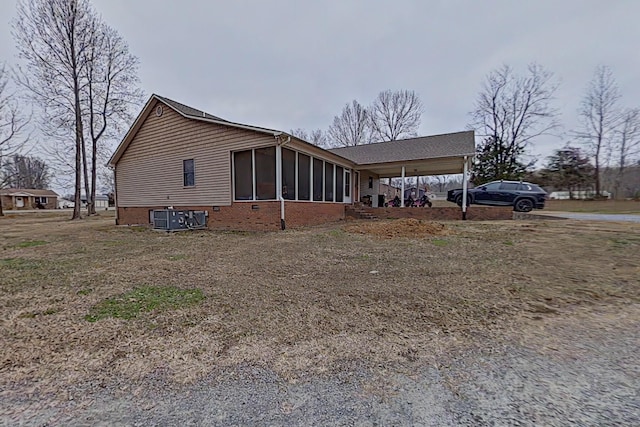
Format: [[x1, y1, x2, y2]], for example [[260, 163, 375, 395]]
[[152, 209, 208, 231]]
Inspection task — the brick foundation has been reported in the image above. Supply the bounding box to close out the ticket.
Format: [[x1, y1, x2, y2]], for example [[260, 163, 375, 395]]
[[351, 206, 513, 221], [117, 201, 346, 231]]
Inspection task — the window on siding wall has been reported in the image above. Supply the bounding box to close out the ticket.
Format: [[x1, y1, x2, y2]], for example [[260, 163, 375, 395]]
[[183, 159, 195, 187], [298, 153, 310, 201], [282, 148, 296, 200], [234, 150, 253, 200], [255, 146, 276, 200], [313, 158, 323, 201], [335, 166, 344, 202], [324, 162, 334, 202]]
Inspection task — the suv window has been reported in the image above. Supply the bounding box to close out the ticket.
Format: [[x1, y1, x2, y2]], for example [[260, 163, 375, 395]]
[[483, 182, 501, 191], [499, 182, 519, 191], [518, 183, 543, 192]]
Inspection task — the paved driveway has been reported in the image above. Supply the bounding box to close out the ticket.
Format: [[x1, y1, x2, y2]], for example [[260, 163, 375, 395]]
[[543, 211, 640, 223]]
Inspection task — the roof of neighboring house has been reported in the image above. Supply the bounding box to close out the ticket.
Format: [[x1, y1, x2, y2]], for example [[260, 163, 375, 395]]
[[0, 188, 59, 197], [328, 131, 476, 164], [80, 194, 109, 201]]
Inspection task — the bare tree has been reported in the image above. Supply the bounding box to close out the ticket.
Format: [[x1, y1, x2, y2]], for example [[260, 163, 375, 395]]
[[289, 128, 309, 141], [327, 100, 371, 147], [81, 22, 144, 214], [0, 63, 30, 216], [13, 0, 97, 219], [2, 154, 50, 189], [370, 89, 423, 142], [575, 65, 621, 197], [613, 108, 640, 198], [290, 128, 329, 148], [428, 175, 450, 193], [14, 0, 143, 217], [469, 63, 560, 183]]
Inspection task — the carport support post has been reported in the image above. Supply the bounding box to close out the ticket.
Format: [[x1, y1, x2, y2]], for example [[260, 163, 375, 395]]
[[276, 144, 285, 230], [401, 166, 406, 207], [462, 156, 469, 220]]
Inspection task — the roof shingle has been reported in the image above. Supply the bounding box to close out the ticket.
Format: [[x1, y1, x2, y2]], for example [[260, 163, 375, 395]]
[[328, 131, 475, 164], [0, 188, 59, 197]]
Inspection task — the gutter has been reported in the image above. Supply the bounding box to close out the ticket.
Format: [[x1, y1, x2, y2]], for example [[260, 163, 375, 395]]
[[276, 135, 292, 230]]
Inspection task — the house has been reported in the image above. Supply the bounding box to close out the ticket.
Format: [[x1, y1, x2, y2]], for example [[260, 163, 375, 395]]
[[80, 194, 111, 209], [57, 198, 75, 209], [108, 95, 483, 231], [0, 189, 59, 210], [548, 190, 612, 200]]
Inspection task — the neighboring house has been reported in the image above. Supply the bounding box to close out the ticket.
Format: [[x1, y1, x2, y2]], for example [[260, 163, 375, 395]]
[[57, 198, 75, 209], [379, 183, 401, 201], [108, 95, 476, 231], [0, 189, 59, 210], [80, 194, 111, 209], [548, 190, 612, 200]]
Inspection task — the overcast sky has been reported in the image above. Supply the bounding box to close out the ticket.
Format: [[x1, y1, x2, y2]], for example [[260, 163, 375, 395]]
[[1, 0, 639, 164]]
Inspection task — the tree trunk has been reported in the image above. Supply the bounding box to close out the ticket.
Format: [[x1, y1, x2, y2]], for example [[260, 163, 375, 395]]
[[90, 137, 97, 215], [81, 136, 92, 215]]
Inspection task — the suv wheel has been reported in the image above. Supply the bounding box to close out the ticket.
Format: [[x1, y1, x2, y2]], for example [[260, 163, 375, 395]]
[[455, 194, 469, 207], [514, 198, 534, 212]]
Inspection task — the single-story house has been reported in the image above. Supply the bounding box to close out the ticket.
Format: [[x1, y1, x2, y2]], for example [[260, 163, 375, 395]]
[[108, 95, 481, 231], [57, 198, 75, 209], [80, 194, 111, 209], [0, 188, 59, 210]]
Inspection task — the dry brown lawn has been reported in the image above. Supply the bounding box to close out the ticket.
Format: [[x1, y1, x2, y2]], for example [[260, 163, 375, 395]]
[[1, 211, 639, 395], [545, 199, 640, 213]]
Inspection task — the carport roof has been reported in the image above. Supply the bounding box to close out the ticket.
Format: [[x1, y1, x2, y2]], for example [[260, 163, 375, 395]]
[[327, 131, 476, 177], [328, 131, 476, 165]]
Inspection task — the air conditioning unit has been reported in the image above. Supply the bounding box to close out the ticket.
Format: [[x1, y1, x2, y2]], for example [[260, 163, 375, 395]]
[[152, 209, 208, 231]]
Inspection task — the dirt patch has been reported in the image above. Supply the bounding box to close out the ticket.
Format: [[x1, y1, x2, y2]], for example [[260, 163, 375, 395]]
[[343, 218, 450, 238]]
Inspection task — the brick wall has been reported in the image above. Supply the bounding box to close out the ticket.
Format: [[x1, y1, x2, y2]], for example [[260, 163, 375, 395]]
[[352, 206, 513, 221], [284, 201, 345, 227], [117, 201, 345, 231]]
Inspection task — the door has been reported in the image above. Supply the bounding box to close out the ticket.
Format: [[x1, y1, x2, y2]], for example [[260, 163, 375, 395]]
[[497, 182, 520, 205], [474, 182, 501, 204], [16, 197, 24, 208], [344, 170, 351, 203]]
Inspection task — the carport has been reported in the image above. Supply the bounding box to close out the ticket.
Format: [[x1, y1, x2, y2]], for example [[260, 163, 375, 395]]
[[329, 131, 475, 218]]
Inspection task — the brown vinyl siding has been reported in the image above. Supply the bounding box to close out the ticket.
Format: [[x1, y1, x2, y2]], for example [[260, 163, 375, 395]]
[[116, 101, 275, 207]]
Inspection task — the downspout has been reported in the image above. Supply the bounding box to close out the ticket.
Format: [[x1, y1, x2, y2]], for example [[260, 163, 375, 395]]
[[401, 166, 406, 207], [276, 135, 291, 230], [462, 156, 469, 220]]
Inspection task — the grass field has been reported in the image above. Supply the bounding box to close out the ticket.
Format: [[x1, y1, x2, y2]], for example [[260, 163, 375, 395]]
[[1, 211, 639, 395], [545, 199, 640, 214]]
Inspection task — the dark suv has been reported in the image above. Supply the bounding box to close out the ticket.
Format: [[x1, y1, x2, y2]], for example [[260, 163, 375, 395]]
[[447, 180, 547, 212]]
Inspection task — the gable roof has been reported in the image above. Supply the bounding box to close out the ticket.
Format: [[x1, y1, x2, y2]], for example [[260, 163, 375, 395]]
[[0, 188, 59, 197], [108, 95, 474, 171], [328, 131, 476, 165], [108, 94, 285, 166], [154, 95, 225, 121]]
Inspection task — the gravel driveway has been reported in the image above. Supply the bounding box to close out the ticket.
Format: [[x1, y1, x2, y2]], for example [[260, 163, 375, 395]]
[[3, 304, 638, 426]]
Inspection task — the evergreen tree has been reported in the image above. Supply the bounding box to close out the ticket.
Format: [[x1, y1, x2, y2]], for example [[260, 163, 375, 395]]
[[540, 146, 594, 197], [471, 137, 531, 184]]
